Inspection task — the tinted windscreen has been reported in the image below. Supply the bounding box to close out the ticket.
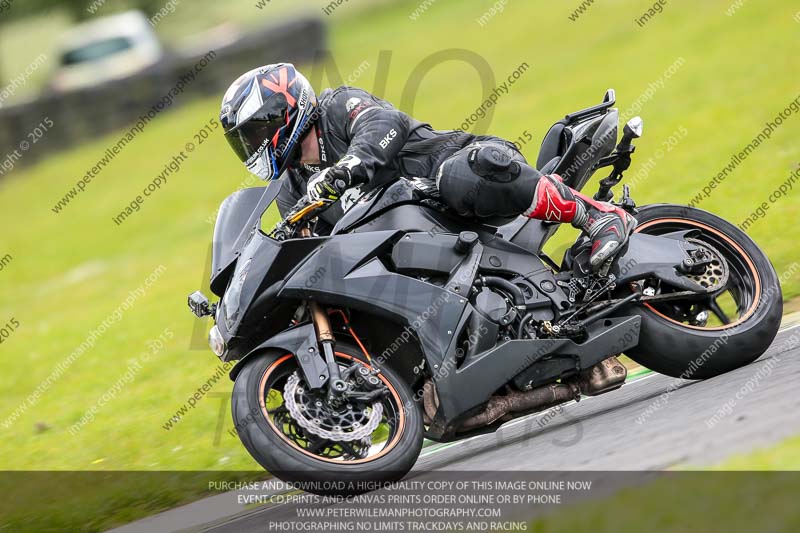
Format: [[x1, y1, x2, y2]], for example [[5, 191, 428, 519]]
[[61, 37, 133, 65]]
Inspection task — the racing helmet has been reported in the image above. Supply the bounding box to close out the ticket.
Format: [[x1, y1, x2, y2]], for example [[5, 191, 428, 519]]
[[220, 63, 318, 180]]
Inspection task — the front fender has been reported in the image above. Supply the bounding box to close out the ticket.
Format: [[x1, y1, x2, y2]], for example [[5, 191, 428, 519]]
[[228, 322, 329, 390]]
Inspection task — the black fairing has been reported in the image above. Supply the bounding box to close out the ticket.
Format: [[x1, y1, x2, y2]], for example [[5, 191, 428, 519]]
[[332, 179, 459, 236], [282, 230, 469, 373], [210, 181, 283, 296], [215, 232, 324, 343]]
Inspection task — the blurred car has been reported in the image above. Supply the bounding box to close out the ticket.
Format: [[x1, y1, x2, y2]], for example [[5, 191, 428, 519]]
[[49, 10, 164, 92]]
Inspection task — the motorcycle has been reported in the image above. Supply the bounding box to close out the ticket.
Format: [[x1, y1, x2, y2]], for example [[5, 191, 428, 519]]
[[188, 89, 782, 493]]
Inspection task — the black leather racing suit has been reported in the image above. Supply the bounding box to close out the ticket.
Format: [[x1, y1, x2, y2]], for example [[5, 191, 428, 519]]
[[276, 86, 539, 232]]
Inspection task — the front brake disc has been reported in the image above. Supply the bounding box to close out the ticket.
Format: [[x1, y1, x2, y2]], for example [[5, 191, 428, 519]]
[[283, 372, 383, 442]]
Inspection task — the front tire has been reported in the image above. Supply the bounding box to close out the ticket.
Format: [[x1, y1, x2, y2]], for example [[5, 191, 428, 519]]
[[624, 204, 783, 379], [231, 342, 423, 494]]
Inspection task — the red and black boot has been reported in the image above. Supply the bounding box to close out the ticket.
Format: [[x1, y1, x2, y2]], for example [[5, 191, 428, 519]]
[[525, 174, 637, 272]]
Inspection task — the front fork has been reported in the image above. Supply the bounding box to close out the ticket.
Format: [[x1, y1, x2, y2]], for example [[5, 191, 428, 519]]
[[309, 301, 348, 398], [299, 226, 348, 398]]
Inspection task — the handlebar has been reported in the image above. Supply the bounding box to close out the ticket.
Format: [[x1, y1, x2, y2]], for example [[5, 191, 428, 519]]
[[270, 196, 334, 240]]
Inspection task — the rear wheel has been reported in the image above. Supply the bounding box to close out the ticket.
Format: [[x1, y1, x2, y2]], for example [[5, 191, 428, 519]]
[[231, 342, 423, 495], [624, 204, 782, 379]]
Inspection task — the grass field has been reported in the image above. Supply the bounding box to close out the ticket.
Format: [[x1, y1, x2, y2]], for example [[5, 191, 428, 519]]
[[0, 0, 799, 529]]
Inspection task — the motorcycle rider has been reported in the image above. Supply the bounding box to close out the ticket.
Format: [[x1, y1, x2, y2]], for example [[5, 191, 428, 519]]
[[220, 63, 636, 271]]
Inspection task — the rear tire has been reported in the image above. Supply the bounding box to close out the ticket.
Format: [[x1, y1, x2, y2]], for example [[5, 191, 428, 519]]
[[231, 342, 423, 495], [624, 204, 782, 379]]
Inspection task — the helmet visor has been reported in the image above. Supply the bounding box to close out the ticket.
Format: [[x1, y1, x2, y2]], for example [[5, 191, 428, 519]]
[[224, 116, 284, 162]]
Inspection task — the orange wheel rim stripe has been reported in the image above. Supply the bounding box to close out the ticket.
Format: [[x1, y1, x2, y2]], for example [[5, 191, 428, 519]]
[[635, 217, 761, 331], [258, 353, 406, 465]]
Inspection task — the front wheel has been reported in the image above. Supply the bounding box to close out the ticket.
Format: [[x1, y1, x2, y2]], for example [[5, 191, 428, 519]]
[[231, 342, 423, 495], [623, 204, 783, 379]]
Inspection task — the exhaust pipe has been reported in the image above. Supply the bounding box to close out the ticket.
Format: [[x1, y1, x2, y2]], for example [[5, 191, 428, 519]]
[[422, 380, 439, 424], [422, 356, 626, 432], [577, 356, 627, 396], [458, 382, 580, 432]]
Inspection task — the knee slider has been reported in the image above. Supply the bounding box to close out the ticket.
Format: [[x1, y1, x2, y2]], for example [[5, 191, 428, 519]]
[[468, 145, 521, 183]]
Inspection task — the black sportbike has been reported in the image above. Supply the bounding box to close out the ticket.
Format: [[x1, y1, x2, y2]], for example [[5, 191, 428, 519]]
[[188, 90, 782, 493]]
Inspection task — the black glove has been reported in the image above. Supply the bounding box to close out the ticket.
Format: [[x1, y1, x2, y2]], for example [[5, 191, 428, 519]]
[[307, 165, 352, 202]]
